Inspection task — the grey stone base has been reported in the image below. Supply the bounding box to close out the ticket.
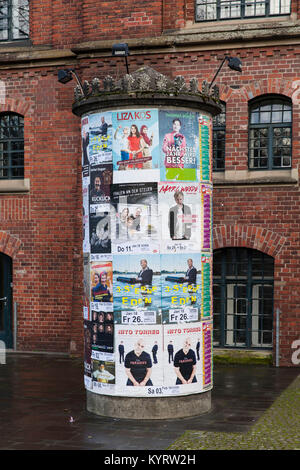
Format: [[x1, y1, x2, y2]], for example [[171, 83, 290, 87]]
[[86, 390, 211, 419]]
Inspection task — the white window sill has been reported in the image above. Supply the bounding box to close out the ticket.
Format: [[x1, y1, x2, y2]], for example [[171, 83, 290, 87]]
[[0, 178, 30, 193]]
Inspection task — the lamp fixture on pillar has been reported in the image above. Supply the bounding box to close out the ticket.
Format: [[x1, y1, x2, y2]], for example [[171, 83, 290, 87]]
[[209, 56, 242, 90], [57, 69, 85, 96], [112, 43, 130, 74]]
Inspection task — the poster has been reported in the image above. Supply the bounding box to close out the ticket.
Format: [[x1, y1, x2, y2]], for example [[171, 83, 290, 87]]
[[83, 253, 90, 320], [81, 116, 90, 178], [115, 325, 163, 396], [90, 211, 111, 254], [84, 320, 92, 390], [112, 109, 159, 183], [111, 182, 159, 255], [88, 111, 113, 165], [200, 253, 213, 319], [159, 110, 199, 182], [89, 163, 112, 213], [92, 359, 115, 395], [163, 323, 203, 395], [91, 309, 114, 356], [158, 182, 202, 254], [161, 253, 202, 323], [202, 321, 213, 388], [201, 184, 212, 252], [82, 182, 90, 253], [198, 114, 212, 182], [113, 254, 161, 324], [90, 260, 113, 311]]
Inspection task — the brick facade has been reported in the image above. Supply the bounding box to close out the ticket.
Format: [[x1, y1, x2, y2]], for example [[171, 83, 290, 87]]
[[0, 0, 299, 365]]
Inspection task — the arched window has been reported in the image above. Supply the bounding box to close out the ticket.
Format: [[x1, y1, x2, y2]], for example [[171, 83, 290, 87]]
[[213, 102, 226, 171], [213, 248, 274, 349], [0, 113, 24, 179], [196, 1, 291, 22], [0, 0, 29, 41], [249, 96, 292, 170]]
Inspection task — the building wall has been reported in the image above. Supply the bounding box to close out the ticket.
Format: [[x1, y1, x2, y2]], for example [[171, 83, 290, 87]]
[[0, 0, 299, 364]]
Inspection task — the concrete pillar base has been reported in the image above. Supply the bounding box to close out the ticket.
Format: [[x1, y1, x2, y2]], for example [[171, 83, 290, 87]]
[[86, 390, 211, 419]]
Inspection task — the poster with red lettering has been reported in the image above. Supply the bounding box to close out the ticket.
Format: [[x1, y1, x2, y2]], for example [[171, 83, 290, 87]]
[[112, 109, 159, 183], [163, 323, 203, 395], [115, 325, 163, 396], [158, 182, 202, 254]]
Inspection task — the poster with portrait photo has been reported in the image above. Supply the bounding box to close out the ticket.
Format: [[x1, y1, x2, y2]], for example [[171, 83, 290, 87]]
[[163, 323, 203, 395], [81, 115, 90, 178], [161, 253, 202, 324], [89, 211, 111, 254], [115, 325, 163, 396], [90, 260, 113, 311], [111, 182, 159, 255], [92, 359, 115, 395], [89, 164, 112, 213], [113, 254, 161, 324], [112, 108, 159, 183], [159, 110, 199, 182], [91, 309, 114, 357], [158, 182, 202, 254], [88, 111, 113, 165]]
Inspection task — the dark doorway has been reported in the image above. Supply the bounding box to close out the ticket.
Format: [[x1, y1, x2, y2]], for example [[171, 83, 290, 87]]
[[0, 253, 13, 348]]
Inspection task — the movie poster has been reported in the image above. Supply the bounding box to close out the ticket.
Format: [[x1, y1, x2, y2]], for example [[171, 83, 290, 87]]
[[91, 309, 114, 357], [111, 182, 159, 255], [158, 182, 202, 254], [159, 110, 199, 182], [90, 260, 113, 311], [89, 164, 112, 213], [202, 321, 213, 389], [83, 253, 90, 320], [84, 320, 92, 390], [113, 254, 161, 324], [89, 211, 111, 254], [115, 325, 163, 396], [112, 109, 159, 183], [92, 359, 116, 395], [82, 182, 90, 253], [161, 253, 202, 323], [81, 116, 90, 178], [88, 111, 113, 165], [163, 323, 203, 395]]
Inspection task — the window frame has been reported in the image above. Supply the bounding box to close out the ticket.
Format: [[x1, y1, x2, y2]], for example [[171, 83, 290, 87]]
[[213, 101, 226, 172], [195, 0, 291, 23], [0, 0, 29, 42], [0, 112, 25, 180], [248, 96, 292, 171]]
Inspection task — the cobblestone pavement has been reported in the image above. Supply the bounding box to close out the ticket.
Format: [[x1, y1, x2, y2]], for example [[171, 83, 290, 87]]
[[0, 354, 298, 450], [169, 374, 300, 450]]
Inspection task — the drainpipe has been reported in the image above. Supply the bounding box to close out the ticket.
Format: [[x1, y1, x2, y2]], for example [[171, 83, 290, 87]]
[[275, 308, 280, 367]]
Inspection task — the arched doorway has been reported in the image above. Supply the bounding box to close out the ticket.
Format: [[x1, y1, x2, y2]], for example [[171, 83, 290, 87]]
[[0, 253, 13, 348], [213, 248, 274, 349]]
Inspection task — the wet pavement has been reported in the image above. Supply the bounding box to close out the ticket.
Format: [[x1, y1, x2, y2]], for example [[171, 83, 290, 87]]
[[0, 354, 298, 450]]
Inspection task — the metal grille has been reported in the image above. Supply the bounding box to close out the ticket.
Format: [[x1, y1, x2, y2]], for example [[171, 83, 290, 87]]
[[213, 102, 226, 171], [0, 0, 29, 41], [0, 113, 24, 179]]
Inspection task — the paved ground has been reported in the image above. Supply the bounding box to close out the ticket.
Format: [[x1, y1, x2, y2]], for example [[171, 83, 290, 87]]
[[0, 353, 298, 450]]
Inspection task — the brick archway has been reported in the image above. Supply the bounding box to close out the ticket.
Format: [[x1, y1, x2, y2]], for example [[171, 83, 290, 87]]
[[0, 97, 31, 117], [213, 224, 287, 258], [0, 231, 22, 259], [239, 78, 294, 102]]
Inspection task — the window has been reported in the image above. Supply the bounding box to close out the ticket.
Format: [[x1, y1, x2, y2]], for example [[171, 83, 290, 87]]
[[213, 248, 274, 348], [0, 113, 24, 179], [213, 102, 226, 171], [0, 0, 29, 41], [249, 97, 292, 169], [195, 0, 291, 22]]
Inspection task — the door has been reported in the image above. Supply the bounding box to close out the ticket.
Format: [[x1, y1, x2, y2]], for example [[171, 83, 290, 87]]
[[0, 253, 13, 348]]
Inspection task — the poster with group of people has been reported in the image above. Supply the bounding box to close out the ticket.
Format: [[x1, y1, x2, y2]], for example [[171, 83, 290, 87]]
[[82, 107, 213, 398]]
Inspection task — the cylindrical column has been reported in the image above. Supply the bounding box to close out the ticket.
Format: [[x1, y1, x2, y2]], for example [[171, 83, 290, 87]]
[[75, 67, 221, 419]]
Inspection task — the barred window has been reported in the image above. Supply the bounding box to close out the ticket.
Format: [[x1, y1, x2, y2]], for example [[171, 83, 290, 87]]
[[0, 0, 29, 41], [249, 97, 292, 170], [0, 113, 24, 179], [196, 0, 291, 22], [213, 102, 226, 171]]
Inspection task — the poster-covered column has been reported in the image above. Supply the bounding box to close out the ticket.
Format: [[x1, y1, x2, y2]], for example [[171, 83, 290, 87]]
[[81, 107, 213, 399]]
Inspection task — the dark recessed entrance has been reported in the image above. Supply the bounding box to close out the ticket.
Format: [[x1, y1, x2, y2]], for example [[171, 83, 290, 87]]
[[0, 253, 13, 349]]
